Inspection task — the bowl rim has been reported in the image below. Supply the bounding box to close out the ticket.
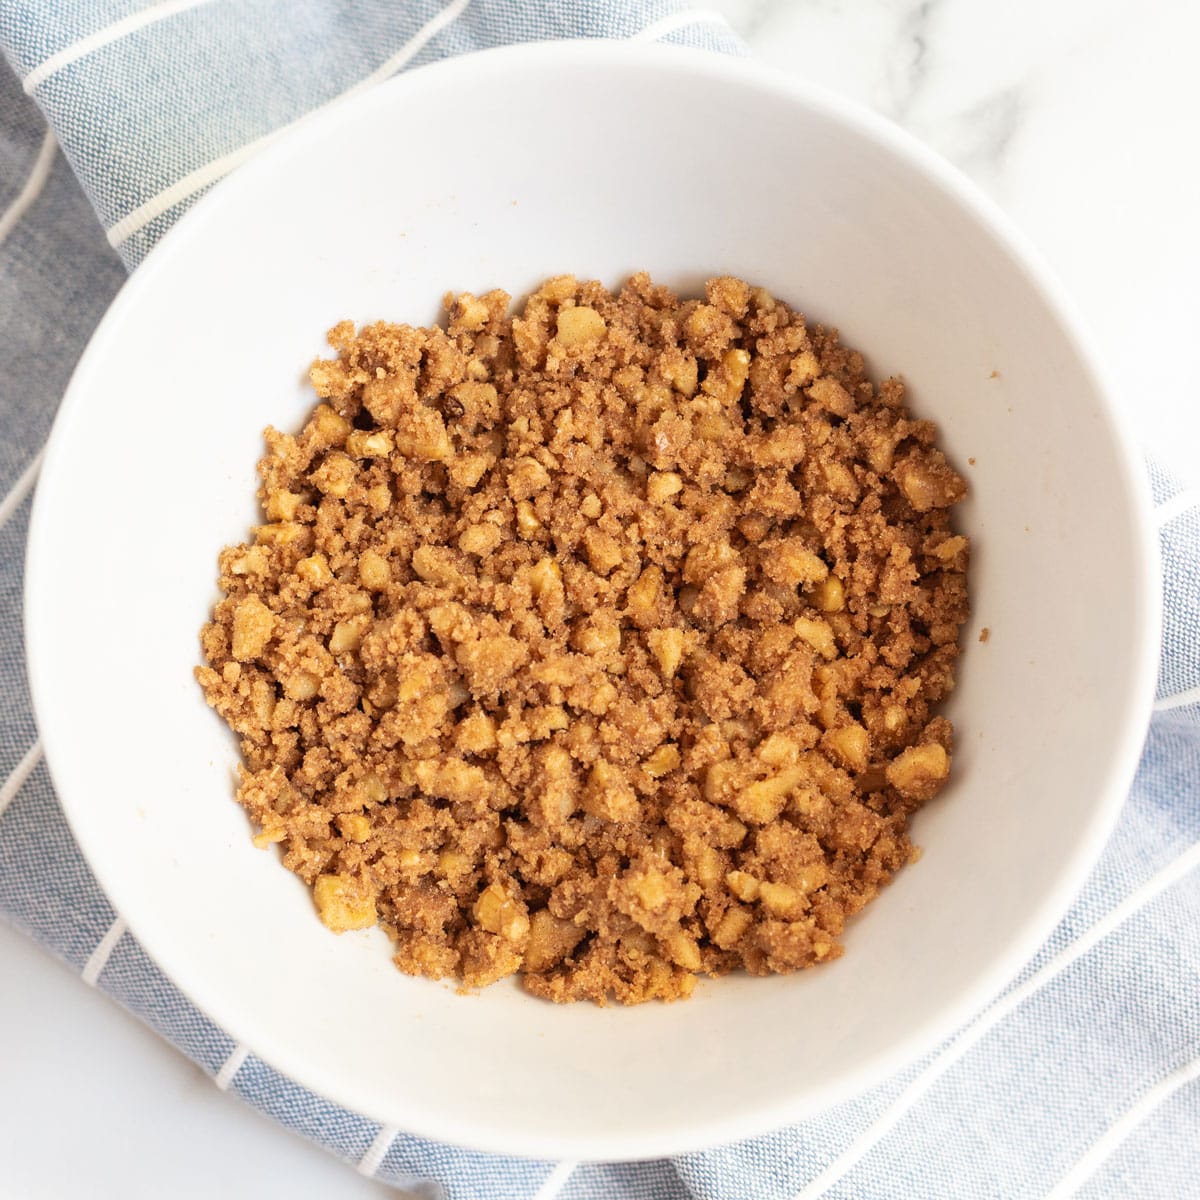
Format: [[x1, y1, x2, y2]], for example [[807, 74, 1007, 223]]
[[25, 37, 1161, 1162]]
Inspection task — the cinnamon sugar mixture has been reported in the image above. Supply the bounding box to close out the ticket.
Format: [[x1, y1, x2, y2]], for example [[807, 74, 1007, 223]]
[[196, 273, 968, 1005]]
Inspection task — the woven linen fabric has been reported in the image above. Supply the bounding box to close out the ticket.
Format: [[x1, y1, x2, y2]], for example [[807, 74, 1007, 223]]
[[2, 4, 1198, 1198]]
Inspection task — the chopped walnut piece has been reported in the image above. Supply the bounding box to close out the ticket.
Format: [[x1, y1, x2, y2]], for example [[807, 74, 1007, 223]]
[[555, 305, 607, 346], [886, 740, 951, 801], [197, 273, 968, 1006], [583, 758, 640, 823], [524, 910, 586, 972], [231, 595, 274, 662], [313, 874, 376, 932]]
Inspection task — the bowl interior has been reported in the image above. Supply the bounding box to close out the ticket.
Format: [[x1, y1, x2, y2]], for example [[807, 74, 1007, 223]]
[[26, 42, 1156, 1160]]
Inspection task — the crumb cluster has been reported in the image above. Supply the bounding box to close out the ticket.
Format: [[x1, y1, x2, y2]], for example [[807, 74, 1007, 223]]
[[196, 273, 968, 1004]]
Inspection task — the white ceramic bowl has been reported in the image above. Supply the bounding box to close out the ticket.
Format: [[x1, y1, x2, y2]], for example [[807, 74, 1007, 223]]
[[26, 41, 1158, 1160]]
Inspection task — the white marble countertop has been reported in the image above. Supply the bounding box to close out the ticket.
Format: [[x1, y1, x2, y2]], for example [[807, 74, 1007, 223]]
[[3, 2, 1198, 1195], [720, 0, 1200, 480]]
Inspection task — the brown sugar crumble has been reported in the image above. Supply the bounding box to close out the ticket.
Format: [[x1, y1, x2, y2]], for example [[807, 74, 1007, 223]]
[[979, 627, 990, 643], [196, 274, 969, 1005]]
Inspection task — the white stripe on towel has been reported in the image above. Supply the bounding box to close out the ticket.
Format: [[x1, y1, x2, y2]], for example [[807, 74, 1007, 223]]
[[531, 1160, 579, 1200], [0, 446, 46, 534], [0, 129, 56, 244], [1154, 685, 1200, 713], [791, 837, 1200, 1199], [1043, 1052, 1200, 1200], [356, 1125, 399, 1177], [106, 0, 473, 247], [1154, 487, 1200, 530], [23, 0, 215, 93], [214, 1043, 249, 1090], [81, 916, 127, 986], [631, 8, 733, 42], [0, 741, 44, 818]]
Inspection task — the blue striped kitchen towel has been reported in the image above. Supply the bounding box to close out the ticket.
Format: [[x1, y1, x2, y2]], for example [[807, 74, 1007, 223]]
[[1, 3, 1198, 1198]]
